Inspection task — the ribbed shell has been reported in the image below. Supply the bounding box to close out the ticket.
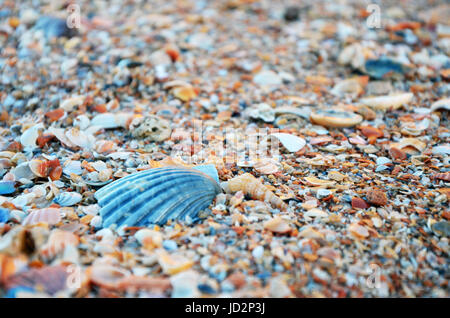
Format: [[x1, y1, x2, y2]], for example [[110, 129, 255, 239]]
[[53, 192, 82, 207], [94, 165, 221, 227]]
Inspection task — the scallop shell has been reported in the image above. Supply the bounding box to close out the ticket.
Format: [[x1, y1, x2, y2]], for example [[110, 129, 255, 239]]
[[22, 208, 62, 226], [53, 192, 82, 207], [94, 165, 221, 227]]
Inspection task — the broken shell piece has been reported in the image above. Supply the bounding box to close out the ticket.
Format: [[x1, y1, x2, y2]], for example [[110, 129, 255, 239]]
[[90, 112, 136, 129], [156, 249, 194, 275], [430, 98, 450, 112], [223, 173, 287, 210], [349, 223, 369, 238], [53, 192, 82, 207], [60, 96, 84, 111], [253, 159, 279, 175], [309, 109, 362, 128], [22, 208, 61, 226], [400, 118, 430, 136], [40, 229, 79, 260], [20, 123, 44, 149], [304, 208, 328, 221], [304, 176, 336, 188], [130, 115, 172, 142], [247, 103, 275, 122], [359, 93, 413, 111], [264, 217, 291, 233], [393, 138, 427, 153], [65, 128, 96, 149], [269, 133, 306, 152], [94, 165, 221, 227]]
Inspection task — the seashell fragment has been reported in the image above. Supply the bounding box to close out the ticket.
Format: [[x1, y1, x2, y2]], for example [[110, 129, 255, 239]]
[[53, 192, 82, 207], [264, 217, 291, 233], [22, 208, 61, 226], [222, 173, 287, 210], [393, 138, 427, 153], [0, 181, 15, 195], [303, 176, 336, 188], [360, 93, 413, 111], [310, 109, 362, 128], [94, 165, 221, 227], [40, 229, 79, 260], [430, 98, 450, 112], [130, 115, 172, 142], [20, 123, 44, 149], [269, 133, 306, 152]]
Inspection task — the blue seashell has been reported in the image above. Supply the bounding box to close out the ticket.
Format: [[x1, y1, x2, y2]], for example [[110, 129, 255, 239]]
[[94, 165, 221, 227], [53, 192, 82, 207], [0, 207, 9, 223], [364, 58, 406, 79], [0, 181, 15, 195]]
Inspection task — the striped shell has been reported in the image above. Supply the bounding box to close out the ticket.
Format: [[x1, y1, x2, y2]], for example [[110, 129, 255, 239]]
[[434, 172, 450, 182], [22, 208, 61, 226], [223, 173, 287, 210], [94, 165, 221, 227], [53, 192, 82, 207]]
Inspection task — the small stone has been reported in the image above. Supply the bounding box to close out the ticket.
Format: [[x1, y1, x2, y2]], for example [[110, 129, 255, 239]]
[[366, 188, 388, 206], [351, 197, 369, 209]]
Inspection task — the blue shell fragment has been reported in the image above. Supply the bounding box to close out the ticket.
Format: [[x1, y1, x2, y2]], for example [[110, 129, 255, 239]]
[[0, 207, 9, 223], [364, 58, 406, 79], [0, 181, 15, 195], [94, 165, 221, 227]]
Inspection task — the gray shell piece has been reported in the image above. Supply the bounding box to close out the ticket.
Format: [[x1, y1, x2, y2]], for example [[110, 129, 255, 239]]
[[94, 165, 221, 227]]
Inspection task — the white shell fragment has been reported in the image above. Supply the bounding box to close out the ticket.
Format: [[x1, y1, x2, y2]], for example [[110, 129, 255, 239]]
[[360, 93, 413, 111], [94, 165, 221, 227], [269, 133, 306, 152]]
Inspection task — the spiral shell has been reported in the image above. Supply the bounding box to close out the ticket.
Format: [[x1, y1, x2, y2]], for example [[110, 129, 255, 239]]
[[53, 192, 82, 207], [223, 173, 287, 210], [22, 208, 62, 226], [94, 165, 221, 227]]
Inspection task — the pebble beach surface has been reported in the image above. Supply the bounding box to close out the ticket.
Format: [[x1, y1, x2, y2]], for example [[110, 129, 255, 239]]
[[0, 0, 449, 298]]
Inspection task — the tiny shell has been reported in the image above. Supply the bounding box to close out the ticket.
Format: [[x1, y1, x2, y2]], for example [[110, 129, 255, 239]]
[[224, 173, 286, 210], [264, 217, 291, 233], [53, 192, 82, 207], [304, 208, 328, 221], [395, 138, 427, 152], [349, 223, 369, 238], [269, 133, 306, 152], [253, 159, 279, 175], [156, 249, 194, 275], [60, 95, 84, 111], [95, 165, 220, 227], [22, 208, 61, 226], [360, 93, 413, 111], [310, 109, 362, 128], [304, 176, 336, 188]]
